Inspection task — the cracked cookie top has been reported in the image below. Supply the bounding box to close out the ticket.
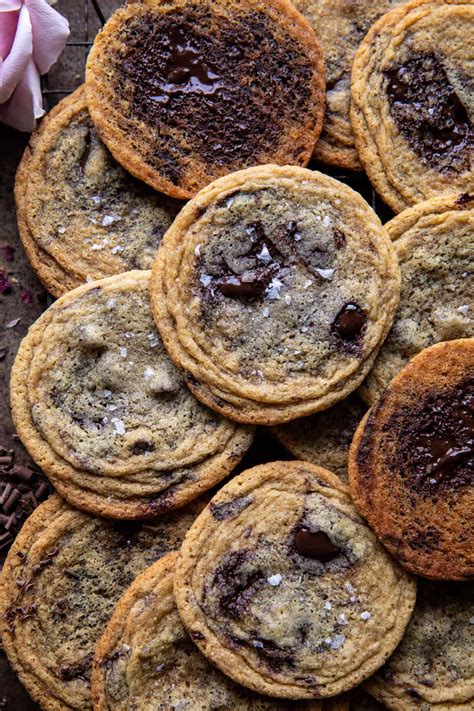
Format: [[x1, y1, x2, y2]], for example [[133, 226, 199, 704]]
[[151, 165, 400, 425], [174, 461, 416, 699], [10, 271, 253, 518]]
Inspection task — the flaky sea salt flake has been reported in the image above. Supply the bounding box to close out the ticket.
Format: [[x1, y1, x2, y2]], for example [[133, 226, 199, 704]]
[[330, 634, 345, 650], [111, 418, 126, 435], [267, 574, 282, 586], [315, 268, 335, 280], [200, 274, 212, 287]]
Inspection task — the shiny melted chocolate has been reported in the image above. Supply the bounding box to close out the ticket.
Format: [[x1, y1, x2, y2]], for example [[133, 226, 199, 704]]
[[394, 378, 473, 492], [385, 53, 472, 173], [116, 8, 314, 171]]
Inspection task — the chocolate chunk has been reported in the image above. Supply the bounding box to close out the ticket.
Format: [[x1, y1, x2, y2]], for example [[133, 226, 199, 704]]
[[385, 53, 472, 173], [456, 192, 473, 206], [210, 495, 253, 520], [215, 274, 268, 299], [201, 221, 284, 300], [212, 550, 264, 618], [294, 528, 340, 562], [332, 303, 366, 342], [79, 129, 92, 174], [131, 440, 156, 455], [150, 25, 222, 103]]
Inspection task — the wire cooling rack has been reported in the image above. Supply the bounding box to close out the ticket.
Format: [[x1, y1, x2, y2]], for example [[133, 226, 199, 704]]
[[40, 0, 392, 222]]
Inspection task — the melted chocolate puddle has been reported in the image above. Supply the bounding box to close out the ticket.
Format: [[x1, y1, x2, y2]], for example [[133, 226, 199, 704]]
[[151, 25, 222, 104], [385, 52, 472, 173], [393, 378, 473, 491]]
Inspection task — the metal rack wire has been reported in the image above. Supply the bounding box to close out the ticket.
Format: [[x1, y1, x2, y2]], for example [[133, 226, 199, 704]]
[[40, 0, 106, 106], [40, 0, 391, 221]]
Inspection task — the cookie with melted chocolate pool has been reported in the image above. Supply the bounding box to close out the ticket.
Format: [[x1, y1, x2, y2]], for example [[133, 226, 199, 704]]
[[85, 0, 325, 199], [351, 0, 474, 212], [92, 552, 324, 710], [365, 578, 474, 710], [15, 87, 182, 298], [0, 494, 205, 711], [174, 461, 416, 699], [10, 271, 253, 518], [360, 192, 474, 405], [349, 339, 474, 580], [151, 165, 400, 425]]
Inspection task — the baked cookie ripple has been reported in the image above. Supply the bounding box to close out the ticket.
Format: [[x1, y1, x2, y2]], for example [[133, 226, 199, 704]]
[[10, 271, 253, 518], [174, 461, 416, 699], [351, 0, 474, 212], [85, 0, 325, 199], [92, 552, 323, 710], [151, 165, 400, 425], [361, 192, 473, 405], [0, 495, 204, 710], [365, 579, 474, 710], [350, 339, 474, 580]]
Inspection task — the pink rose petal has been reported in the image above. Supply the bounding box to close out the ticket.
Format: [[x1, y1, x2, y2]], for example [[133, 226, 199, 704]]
[[0, 9, 19, 60], [0, 3, 31, 102], [26, 0, 69, 74], [0, 53, 42, 130], [0, 0, 69, 131]]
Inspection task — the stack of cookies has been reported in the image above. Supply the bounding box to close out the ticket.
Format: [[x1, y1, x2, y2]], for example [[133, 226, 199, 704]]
[[1, 0, 472, 710]]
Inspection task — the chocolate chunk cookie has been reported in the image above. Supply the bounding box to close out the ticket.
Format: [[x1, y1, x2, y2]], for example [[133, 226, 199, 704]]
[[0, 494, 204, 711], [351, 0, 474, 212], [85, 0, 325, 199], [151, 165, 400, 425], [361, 192, 474, 405], [292, 0, 405, 170], [15, 87, 182, 298], [10, 271, 253, 518], [93, 552, 323, 710], [365, 579, 474, 710], [272, 394, 367, 482], [349, 339, 474, 580], [174, 461, 416, 699]]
